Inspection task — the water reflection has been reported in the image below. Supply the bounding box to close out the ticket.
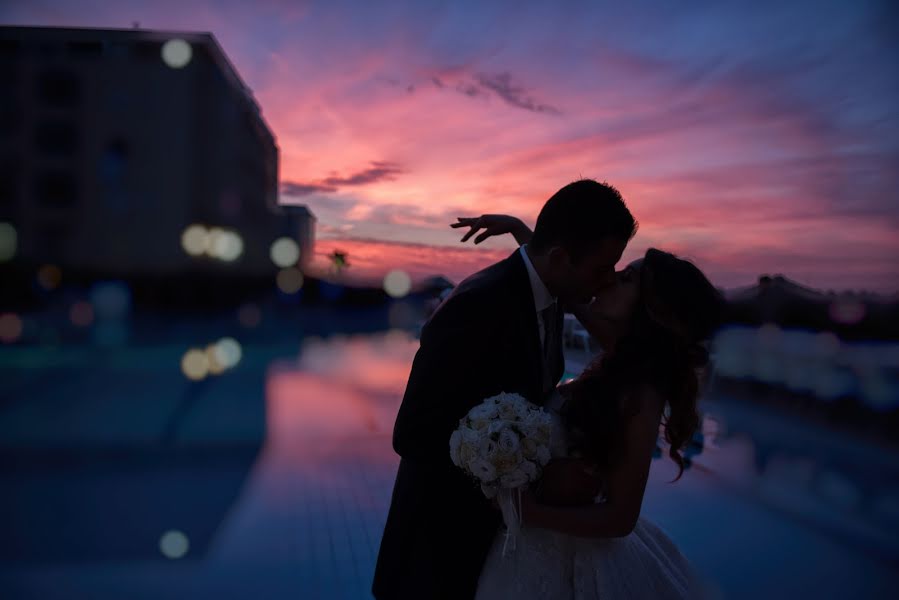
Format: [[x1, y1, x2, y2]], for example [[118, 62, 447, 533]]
[[2, 327, 898, 598]]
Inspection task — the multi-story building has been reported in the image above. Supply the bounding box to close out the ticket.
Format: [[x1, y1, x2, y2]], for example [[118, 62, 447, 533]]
[[0, 25, 314, 281]]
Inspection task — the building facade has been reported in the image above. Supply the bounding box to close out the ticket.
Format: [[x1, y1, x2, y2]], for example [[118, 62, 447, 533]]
[[0, 26, 313, 280]]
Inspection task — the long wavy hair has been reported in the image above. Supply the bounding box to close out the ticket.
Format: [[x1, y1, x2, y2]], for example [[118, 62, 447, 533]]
[[561, 248, 724, 480]]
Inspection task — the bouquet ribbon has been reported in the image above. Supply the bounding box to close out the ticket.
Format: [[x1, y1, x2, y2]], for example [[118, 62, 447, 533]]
[[498, 488, 523, 557]]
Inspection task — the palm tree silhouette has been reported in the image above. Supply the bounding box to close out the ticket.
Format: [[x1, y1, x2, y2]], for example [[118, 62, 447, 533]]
[[329, 250, 349, 275]]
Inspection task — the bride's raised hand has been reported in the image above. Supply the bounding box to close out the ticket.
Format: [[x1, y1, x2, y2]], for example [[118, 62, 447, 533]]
[[451, 214, 533, 245]]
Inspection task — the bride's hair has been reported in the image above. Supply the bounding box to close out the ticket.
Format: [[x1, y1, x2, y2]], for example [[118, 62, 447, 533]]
[[562, 248, 724, 480]]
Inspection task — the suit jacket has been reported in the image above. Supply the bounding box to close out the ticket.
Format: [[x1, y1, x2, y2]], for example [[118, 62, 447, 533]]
[[372, 250, 565, 600]]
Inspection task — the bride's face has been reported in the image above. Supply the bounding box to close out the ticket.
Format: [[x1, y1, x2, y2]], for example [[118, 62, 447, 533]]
[[589, 259, 643, 325]]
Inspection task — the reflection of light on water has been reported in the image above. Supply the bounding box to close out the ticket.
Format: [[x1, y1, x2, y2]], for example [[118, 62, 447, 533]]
[[238, 303, 262, 328], [181, 349, 210, 381], [816, 470, 862, 512], [159, 530, 190, 559], [90, 281, 131, 320], [70, 301, 94, 327], [276, 268, 304, 294], [712, 325, 899, 408], [265, 332, 419, 441], [36, 265, 62, 290], [0, 313, 23, 343], [214, 337, 242, 369]]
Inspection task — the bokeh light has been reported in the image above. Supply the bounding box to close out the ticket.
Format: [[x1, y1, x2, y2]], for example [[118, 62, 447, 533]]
[[159, 530, 190, 559], [756, 323, 783, 348], [238, 303, 262, 328], [270, 237, 300, 268], [36, 264, 62, 291], [0, 313, 23, 344], [69, 301, 94, 327], [0, 222, 16, 262], [210, 229, 243, 262], [213, 337, 243, 369], [161, 39, 192, 69], [276, 268, 304, 293], [92, 321, 128, 347], [90, 281, 132, 320], [859, 373, 899, 411], [384, 269, 412, 298], [205, 344, 228, 375], [181, 224, 208, 256], [181, 349, 210, 381], [814, 332, 842, 358]]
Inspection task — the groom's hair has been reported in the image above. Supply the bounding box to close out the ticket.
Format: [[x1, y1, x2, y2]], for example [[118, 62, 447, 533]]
[[529, 179, 637, 261]]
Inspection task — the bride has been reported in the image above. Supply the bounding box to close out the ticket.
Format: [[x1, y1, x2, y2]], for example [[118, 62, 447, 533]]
[[453, 214, 723, 600]]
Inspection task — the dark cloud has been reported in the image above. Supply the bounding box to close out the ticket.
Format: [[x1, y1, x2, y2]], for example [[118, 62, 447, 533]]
[[473, 72, 562, 115], [280, 181, 339, 196], [281, 161, 404, 198], [456, 81, 485, 98], [322, 161, 403, 187]]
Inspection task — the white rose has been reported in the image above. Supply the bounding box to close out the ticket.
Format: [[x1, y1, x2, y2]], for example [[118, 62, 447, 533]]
[[536, 445, 552, 466], [468, 416, 489, 431], [521, 437, 538, 459], [469, 401, 499, 421], [487, 419, 507, 436], [519, 460, 539, 481], [460, 444, 477, 467], [493, 450, 523, 474], [498, 402, 518, 421], [530, 420, 552, 446], [478, 437, 499, 460], [498, 429, 520, 454], [513, 400, 532, 420], [449, 430, 462, 467], [500, 469, 529, 489], [459, 426, 480, 443], [470, 458, 497, 482]]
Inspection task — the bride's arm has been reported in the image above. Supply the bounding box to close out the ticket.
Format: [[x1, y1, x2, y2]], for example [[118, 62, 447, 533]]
[[451, 215, 533, 246], [523, 386, 665, 538]]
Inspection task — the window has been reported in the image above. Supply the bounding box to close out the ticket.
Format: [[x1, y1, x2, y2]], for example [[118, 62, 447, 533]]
[[132, 41, 161, 60], [35, 171, 78, 209], [35, 120, 78, 156], [66, 40, 104, 58], [37, 69, 80, 108]]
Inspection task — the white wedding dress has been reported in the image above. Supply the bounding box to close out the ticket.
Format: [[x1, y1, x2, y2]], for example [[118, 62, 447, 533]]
[[475, 392, 703, 600]]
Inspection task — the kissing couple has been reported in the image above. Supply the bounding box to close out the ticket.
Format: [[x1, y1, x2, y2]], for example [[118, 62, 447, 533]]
[[374, 180, 723, 599]]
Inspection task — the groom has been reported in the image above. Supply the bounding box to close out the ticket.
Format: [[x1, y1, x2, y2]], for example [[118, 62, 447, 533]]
[[373, 180, 638, 600]]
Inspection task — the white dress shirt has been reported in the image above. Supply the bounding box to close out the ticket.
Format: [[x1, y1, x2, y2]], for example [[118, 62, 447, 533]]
[[519, 244, 557, 350]]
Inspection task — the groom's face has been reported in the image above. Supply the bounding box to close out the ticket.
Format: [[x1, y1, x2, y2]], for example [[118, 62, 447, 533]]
[[554, 237, 628, 304]]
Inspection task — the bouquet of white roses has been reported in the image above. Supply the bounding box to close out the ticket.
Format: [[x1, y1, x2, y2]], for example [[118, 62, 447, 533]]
[[449, 391, 553, 499]]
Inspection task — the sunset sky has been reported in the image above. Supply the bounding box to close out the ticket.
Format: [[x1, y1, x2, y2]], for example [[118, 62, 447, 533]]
[[4, 0, 898, 291]]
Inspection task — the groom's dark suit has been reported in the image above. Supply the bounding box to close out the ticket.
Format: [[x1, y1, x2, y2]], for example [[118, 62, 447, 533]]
[[373, 250, 565, 600]]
